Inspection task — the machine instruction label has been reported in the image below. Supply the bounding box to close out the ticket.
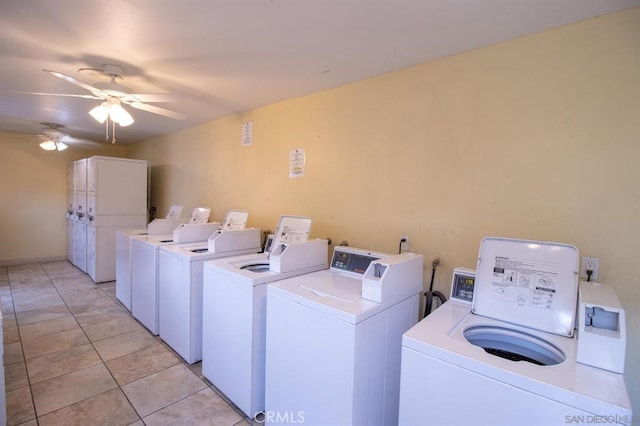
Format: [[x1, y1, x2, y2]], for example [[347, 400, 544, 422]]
[[491, 256, 559, 309]]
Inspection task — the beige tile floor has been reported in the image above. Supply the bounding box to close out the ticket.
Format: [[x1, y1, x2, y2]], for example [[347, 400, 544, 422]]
[[1, 261, 254, 425]]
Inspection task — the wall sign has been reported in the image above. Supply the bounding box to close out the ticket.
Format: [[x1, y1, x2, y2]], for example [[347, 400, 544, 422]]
[[242, 121, 253, 146], [289, 148, 305, 178]]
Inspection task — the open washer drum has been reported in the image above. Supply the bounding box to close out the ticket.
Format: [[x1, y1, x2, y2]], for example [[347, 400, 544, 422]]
[[468, 237, 579, 366]]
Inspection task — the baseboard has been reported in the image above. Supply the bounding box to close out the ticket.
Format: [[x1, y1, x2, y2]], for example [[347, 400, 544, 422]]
[[0, 255, 69, 267]]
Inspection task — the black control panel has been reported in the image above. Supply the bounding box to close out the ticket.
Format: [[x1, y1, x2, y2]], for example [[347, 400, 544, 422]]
[[331, 249, 381, 275], [451, 269, 476, 303]]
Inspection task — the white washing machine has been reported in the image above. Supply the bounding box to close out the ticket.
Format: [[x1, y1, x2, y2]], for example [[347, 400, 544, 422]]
[[201, 216, 329, 418], [398, 237, 632, 426], [130, 221, 219, 335], [115, 228, 147, 310], [158, 211, 262, 363], [115, 216, 188, 311], [264, 247, 423, 425]]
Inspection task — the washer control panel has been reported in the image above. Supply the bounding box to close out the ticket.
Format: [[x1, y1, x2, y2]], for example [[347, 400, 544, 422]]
[[330, 247, 388, 275], [450, 267, 476, 304]]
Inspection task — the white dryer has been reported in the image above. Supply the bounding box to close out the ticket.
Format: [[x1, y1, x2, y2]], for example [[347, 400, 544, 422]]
[[398, 237, 632, 426], [201, 216, 328, 418], [264, 247, 423, 425], [130, 221, 220, 335], [158, 210, 262, 364]]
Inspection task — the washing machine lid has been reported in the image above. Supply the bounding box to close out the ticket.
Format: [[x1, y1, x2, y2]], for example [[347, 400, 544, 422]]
[[117, 229, 148, 237], [271, 216, 312, 248], [220, 209, 249, 231], [269, 271, 394, 324], [472, 237, 579, 337], [132, 233, 174, 245], [204, 252, 328, 286], [203, 253, 271, 283]]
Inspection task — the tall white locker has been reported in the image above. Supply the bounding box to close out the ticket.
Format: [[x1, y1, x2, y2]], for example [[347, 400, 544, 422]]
[[72, 159, 88, 272], [84, 156, 147, 283], [66, 162, 75, 262], [66, 218, 74, 263], [73, 221, 88, 272]]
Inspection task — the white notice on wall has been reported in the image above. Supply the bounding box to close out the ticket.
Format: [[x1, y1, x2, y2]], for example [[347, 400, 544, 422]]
[[242, 121, 253, 146], [289, 148, 305, 178]]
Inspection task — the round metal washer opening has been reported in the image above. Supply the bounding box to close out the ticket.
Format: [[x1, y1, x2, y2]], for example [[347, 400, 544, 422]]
[[464, 325, 565, 366], [240, 263, 270, 272]]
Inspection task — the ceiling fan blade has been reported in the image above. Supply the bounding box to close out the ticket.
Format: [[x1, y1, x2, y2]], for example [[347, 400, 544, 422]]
[[123, 93, 188, 103], [11, 90, 103, 100], [43, 69, 103, 96], [38, 133, 101, 148], [61, 135, 103, 147], [128, 101, 187, 120]]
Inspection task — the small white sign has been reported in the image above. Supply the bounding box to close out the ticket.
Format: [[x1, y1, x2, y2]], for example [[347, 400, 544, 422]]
[[289, 148, 305, 178], [242, 121, 253, 146]]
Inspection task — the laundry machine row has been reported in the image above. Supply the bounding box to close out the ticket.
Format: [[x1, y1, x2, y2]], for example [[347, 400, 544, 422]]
[[201, 215, 326, 418], [158, 210, 263, 364], [202, 233, 329, 417], [197, 213, 426, 424], [130, 213, 219, 335], [115, 209, 188, 312]]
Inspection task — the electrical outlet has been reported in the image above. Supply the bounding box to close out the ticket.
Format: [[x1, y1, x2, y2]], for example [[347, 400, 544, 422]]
[[580, 256, 599, 281], [400, 235, 409, 253]]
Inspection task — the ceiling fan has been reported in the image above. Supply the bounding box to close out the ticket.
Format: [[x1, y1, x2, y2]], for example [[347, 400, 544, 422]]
[[36, 122, 99, 151], [23, 64, 187, 143], [40, 64, 187, 119]]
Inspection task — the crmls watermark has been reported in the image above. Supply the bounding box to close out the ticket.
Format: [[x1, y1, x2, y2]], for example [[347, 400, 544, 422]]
[[564, 414, 631, 424], [256, 411, 305, 424]]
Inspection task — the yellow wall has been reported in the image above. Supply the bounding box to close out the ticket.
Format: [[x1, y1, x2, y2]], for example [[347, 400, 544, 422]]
[[0, 131, 127, 263], [129, 9, 640, 418]]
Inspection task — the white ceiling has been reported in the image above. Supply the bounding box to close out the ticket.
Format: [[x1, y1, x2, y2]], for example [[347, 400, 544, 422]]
[[1, 0, 638, 146]]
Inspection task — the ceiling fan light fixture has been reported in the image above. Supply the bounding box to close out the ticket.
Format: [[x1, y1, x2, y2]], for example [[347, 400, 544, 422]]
[[39, 140, 57, 150], [109, 103, 134, 127], [89, 103, 110, 123], [39, 140, 67, 151], [90, 98, 134, 127]]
